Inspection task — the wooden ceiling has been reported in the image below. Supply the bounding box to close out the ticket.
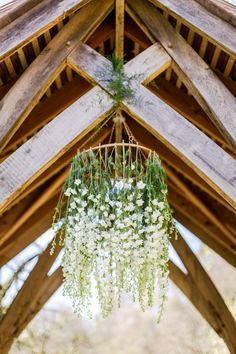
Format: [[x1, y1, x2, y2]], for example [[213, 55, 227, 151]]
[[0, 0, 235, 352]]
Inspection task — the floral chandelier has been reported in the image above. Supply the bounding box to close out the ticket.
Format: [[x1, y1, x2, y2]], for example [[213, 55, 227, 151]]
[[52, 111, 175, 321]]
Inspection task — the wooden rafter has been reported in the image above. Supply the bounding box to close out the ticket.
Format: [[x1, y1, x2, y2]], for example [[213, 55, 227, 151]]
[[126, 0, 236, 150], [1, 126, 111, 215], [0, 0, 92, 60], [166, 166, 236, 246], [0, 85, 114, 214], [170, 233, 236, 353], [169, 185, 236, 267], [0, 241, 62, 353], [127, 118, 235, 213], [67, 41, 236, 209], [193, 0, 236, 28], [148, 0, 236, 56], [0, 0, 114, 152]]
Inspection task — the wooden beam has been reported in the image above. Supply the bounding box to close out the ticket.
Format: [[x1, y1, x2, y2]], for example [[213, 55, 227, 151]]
[[194, 0, 236, 28], [126, 0, 236, 150], [68, 42, 236, 209], [116, 0, 125, 59], [166, 166, 236, 246], [149, 78, 236, 157], [124, 43, 171, 84], [0, 78, 91, 159], [168, 185, 236, 267], [1, 127, 111, 214], [0, 170, 67, 247], [69, 41, 171, 85], [147, 0, 236, 56], [0, 0, 92, 60], [170, 234, 236, 353], [174, 207, 236, 269], [14, 267, 63, 340], [0, 86, 114, 214], [0, 0, 114, 152], [169, 259, 236, 354], [127, 117, 235, 214], [0, 194, 58, 267], [0, 241, 61, 353]]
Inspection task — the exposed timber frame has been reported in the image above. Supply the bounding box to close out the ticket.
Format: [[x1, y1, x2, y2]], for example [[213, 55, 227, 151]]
[[0, 0, 235, 352]]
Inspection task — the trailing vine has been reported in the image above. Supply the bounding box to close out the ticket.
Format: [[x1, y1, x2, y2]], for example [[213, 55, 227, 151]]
[[52, 144, 175, 322]]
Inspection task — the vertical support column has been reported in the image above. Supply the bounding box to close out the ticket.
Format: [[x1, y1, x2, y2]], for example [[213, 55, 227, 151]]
[[116, 0, 125, 59]]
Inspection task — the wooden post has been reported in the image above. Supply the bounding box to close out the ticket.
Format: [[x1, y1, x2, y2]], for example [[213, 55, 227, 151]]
[[116, 0, 125, 59], [170, 233, 236, 353]]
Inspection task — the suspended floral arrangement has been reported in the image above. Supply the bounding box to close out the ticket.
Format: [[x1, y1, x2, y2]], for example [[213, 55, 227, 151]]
[[51, 107, 175, 322]]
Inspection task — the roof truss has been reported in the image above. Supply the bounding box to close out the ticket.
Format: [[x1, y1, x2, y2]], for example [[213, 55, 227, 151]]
[[0, 0, 235, 351]]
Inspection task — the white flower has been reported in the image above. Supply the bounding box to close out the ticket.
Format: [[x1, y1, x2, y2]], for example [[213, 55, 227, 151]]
[[109, 214, 116, 220], [158, 202, 165, 209], [136, 199, 144, 206], [82, 188, 88, 196], [70, 202, 76, 209], [131, 164, 135, 170], [64, 188, 72, 196], [137, 181, 146, 190], [74, 179, 81, 186], [116, 201, 122, 208], [152, 199, 158, 206]]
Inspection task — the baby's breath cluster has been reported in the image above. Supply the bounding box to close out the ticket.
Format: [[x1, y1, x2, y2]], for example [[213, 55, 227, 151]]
[[52, 146, 174, 321]]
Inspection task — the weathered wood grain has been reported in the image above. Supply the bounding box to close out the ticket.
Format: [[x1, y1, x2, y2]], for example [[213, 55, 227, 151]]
[[0, 0, 92, 60], [195, 0, 236, 28], [127, 0, 236, 150], [171, 233, 236, 353], [0, 86, 114, 213], [68, 42, 236, 209], [148, 0, 236, 56], [169, 258, 236, 354], [0, 0, 114, 152], [115, 0, 125, 59]]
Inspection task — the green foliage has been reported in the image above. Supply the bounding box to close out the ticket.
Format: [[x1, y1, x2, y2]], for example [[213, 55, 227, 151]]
[[52, 145, 175, 322]]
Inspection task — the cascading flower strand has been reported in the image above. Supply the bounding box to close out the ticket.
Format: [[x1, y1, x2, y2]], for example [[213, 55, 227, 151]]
[[51, 145, 175, 321]]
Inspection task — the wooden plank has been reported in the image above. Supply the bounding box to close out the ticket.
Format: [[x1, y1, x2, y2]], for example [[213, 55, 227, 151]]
[[167, 166, 236, 245], [0, 0, 114, 152], [195, 0, 236, 28], [69, 41, 171, 86], [0, 0, 39, 30], [1, 126, 110, 219], [116, 0, 125, 59], [174, 207, 236, 269], [169, 260, 236, 353], [124, 43, 171, 84], [0, 86, 114, 213], [1, 78, 91, 158], [169, 185, 236, 259], [171, 234, 236, 353], [0, 0, 92, 60], [126, 0, 236, 150], [148, 0, 236, 56], [128, 118, 235, 213], [68, 42, 236, 209], [149, 78, 236, 156], [14, 267, 63, 341]]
